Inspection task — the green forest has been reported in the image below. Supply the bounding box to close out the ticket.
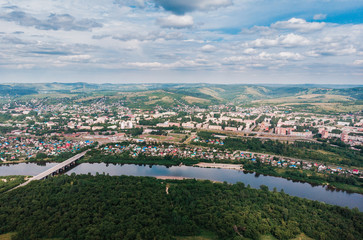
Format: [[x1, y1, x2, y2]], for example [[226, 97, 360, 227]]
[[0, 175, 361, 240]]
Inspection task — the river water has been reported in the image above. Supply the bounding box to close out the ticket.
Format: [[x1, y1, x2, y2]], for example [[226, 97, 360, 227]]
[[1, 162, 362, 211]]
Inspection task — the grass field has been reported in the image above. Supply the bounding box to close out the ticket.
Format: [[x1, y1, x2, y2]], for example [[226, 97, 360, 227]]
[[259, 233, 313, 240], [253, 94, 353, 104], [0, 176, 28, 193], [0, 233, 16, 240], [183, 96, 210, 104]]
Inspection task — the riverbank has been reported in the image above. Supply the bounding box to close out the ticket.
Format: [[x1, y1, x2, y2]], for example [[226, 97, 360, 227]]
[[156, 176, 192, 180], [241, 163, 363, 195], [0, 176, 28, 193], [79, 152, 363, 194], [3, 157, 361, 194], [194, 162, 243, 170]]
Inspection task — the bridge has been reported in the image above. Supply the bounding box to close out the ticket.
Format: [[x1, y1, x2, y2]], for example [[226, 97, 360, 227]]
[[11, 150, 89, 190]]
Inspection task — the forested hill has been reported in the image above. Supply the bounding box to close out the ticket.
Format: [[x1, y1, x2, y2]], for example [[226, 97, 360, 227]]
[[0, 175, 361, 240], [0, 85, 37, 96], [2, 83, 363, 104]]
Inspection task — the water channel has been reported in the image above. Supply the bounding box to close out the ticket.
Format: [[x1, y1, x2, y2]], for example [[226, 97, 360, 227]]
[[1, 162, 362, 211]]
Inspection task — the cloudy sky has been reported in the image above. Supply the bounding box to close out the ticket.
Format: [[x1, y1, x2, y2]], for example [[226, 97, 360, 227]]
[[0, 0, 362, 84]]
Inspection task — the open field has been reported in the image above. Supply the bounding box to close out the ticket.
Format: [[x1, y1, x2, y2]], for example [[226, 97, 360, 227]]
[[18, 93, 76, 100], [140, 134, 181, 142], [259, 233, 313, 240], [0, 176, 28, 193], [0, 233, 16, 240], [281, 102, 363, 113], [198, 87, 224, 101], [183, 96, 210, 104], [253, 94, 354, 104]]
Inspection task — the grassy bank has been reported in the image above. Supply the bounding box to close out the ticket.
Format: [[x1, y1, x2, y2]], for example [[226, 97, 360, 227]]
[[0, 176, 27, 193], [242, 162, 363, 194], [78, 149, 202, 166], [79, 150, 363, 194]]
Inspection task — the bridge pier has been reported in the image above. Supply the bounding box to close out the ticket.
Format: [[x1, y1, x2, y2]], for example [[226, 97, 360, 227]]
[[7, 150, 89, 192]]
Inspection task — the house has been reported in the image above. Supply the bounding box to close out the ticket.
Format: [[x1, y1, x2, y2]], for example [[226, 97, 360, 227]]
[[224, 127, 238, 132], [209, 125, 222, 130], [46, 121, 56, 128], [182, 122, 195, 128], [352, 169, 360, 174]]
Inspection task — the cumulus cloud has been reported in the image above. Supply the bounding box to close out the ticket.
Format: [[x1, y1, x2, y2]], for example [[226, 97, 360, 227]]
[[128, 58, 216, 69], [157, 15, 194, 28], [243, 48, 257, 55], [279, 33, 310, 47], [201, 44, 216, 52], [250, 33, 310, 48], [128, 62, 163, 68], [277, 51, 303, 60], [58, 55, 91, 61], [0, 11, 102, 31], [222, 50, 304, 69], [0, 0, 362, 83], [153, 0, 232, 15], [108, 31, 184, 42], [271, 18, 325, 32]]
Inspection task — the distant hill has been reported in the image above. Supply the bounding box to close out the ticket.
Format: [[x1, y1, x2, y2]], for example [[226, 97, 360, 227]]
[[1, 83, 362, 108], [0, 84, 38, 96]]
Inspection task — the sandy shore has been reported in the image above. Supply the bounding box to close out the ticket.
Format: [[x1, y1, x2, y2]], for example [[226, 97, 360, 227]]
[[155, 176, 192, 180], [194, 162, 243, 170], [155, 176, 222, 184]]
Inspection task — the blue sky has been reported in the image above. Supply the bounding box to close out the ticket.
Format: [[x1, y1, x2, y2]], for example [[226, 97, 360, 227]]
[[0, 0, 362, 84]]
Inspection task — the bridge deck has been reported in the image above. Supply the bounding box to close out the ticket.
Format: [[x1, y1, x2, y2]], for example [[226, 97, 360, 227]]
[[11, 150, 88, 190]]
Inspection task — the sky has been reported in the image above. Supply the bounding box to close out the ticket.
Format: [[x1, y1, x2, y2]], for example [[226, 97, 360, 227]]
[[0, 0, 362, 84]]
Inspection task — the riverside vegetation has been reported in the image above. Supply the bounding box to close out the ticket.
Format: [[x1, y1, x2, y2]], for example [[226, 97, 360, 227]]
[[0, 175, 362, 240], [0, 176, 27, 193], [74, 142, 363, 194]]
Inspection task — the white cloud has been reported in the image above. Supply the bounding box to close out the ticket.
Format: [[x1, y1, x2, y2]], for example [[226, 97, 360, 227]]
[[0, 0, 362, 83], [243, 48, 257, 54], [279, 33, 310, 47], [250, 38, 278, 48], [157, 15, 194, 28], [58, 55, 91, 61], [201, 44, 216, 52], [277, 52, 303, 60], [250, 33, 310, 48], [223, 51, 303, 67], [128, 58, 217, 69], [353, 60, 363, 65], [313, 14, 327, 20], [271, 18, 325, 32], [128, 62, 164, 68]]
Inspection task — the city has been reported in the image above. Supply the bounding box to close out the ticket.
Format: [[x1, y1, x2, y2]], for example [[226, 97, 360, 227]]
[[1, 0, 363, 239]]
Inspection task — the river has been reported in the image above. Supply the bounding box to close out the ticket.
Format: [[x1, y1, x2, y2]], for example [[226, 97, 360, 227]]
[[1, 162, 362, 211]]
